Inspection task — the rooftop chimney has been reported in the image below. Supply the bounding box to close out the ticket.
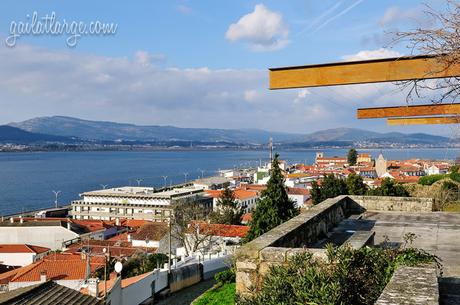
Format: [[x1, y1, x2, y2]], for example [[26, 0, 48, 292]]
[[10, 217, 14, 223], [40, 271, 47, 282], [127, 234, 131, 242], [115, 218, 120, 226], [87, 278, 100, 297], [19, 216, 23, 224], [67, 221, 71, 230]]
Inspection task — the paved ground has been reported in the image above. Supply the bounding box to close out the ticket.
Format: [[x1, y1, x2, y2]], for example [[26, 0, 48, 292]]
[[155, 279, 216, 305]]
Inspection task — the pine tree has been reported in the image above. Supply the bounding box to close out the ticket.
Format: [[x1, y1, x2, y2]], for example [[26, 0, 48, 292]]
[[347, 148, 358, 166], [246, 154, 298, 241], [346, 173, 368, 195], [311, 174, 348, 204], [210, 186, 243, 225]]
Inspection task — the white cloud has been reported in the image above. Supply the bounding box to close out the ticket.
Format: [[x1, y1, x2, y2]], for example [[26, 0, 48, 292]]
[[225, 4, 289, 51], [134, 50, 166, 66], [244, 89, 259, 103], [342, 48, 402, 61], [379, 6, 431, 28], [0, 44, 444, 134], [293, 88, 311, 104]]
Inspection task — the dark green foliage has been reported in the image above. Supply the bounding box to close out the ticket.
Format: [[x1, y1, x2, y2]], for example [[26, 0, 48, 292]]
[[347, 148, 358, 166], [210, 186, 243, 225], [450, 165, 459, 173], [367, 178, 409, 197], [238, 245, 439, 305], [246, 154, 298, 241], [346, 173, 368, 195], [215, 268, 236, 285], [311, 174, 348, 204], [419, 174, 447, 185], [449, 171, 460, 183], [441, 180, 459, 193], [121, 253, 168, 278]]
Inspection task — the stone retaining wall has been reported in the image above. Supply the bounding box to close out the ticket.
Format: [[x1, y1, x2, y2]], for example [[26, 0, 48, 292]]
[[349, 195, 433, 212]]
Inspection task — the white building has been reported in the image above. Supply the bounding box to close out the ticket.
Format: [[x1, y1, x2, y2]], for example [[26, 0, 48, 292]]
[[0, 219, 104, 250], [0, 244, 50, 267], [71, 186, 211, 222]]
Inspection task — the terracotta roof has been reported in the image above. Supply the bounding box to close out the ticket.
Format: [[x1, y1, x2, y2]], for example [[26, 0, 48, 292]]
[[205, 189, 258, 200], [287, 187, 310, 196], [121, 271, 153, 288], [131, 222, 169, 242], [120, 219, 153, 228], [190, 222, 249, 238], [0, 244, 50, 254], [107, 232, 130, 241], [241, 213, 252, 223], [0, 253, 104, 283]]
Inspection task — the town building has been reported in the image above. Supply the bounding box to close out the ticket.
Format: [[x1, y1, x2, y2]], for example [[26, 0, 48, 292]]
[[205, 188, 259, 213], [0, 218, 105, 250], [0, 253, 105, 292], [0, 244, 50, 267], [357, 153, 372, 164], [71, 186, 211, 222]]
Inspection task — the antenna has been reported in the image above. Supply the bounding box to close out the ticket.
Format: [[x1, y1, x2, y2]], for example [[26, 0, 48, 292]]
[[52, 190, 61, 208]]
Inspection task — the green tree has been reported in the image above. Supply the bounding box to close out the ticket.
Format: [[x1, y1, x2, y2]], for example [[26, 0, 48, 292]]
[[210, 186, 243, 225], [246, 154, 298, 241], [346, 173, 368, 195], [367, 178, 409, 197], [311, 174, 348, 204], [347, 148, 358, 166]]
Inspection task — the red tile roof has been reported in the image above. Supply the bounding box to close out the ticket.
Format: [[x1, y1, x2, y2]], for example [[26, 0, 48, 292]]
[[190, 222, 249, 238], [121, 271, 153, 288], [241, 213, 252, 224], [0, 253, 104, 283], [287, 187, 310, 196], [205, 189, 258, 200], [0, 244, 50, 254]]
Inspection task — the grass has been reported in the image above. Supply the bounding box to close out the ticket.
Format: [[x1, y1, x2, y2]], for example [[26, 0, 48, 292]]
[[193, 282, 235, 305]]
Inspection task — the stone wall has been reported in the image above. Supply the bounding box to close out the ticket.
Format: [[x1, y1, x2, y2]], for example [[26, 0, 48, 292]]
[[236, 195, 434, 296], [349, 195, 433, 212], [375, 265, 439, 305]]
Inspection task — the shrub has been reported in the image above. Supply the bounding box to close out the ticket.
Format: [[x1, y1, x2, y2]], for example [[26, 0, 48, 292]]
[[419, 174, 446, 185], [215, 268, 235, 285], [237, 245, 439, 305]]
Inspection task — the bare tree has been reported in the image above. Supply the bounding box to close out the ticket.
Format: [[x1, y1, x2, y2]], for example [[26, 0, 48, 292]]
[[392, 1, 460, 103], [170, 199, 213, 256]]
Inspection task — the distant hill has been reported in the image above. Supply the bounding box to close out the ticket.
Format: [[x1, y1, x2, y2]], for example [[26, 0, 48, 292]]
[[0, 125, 76, 143], [295, 127, 450, 145], [7, 117, 452, 146], [8, 116, 302, 144]]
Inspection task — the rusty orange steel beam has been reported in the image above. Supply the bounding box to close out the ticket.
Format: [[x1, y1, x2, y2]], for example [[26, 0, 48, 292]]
[[387, 116, 460, 126], [269, 55, 460, 89], [357, 103, 460, 119]]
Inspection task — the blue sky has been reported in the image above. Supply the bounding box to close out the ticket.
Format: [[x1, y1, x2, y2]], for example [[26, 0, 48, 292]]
[[0, 0, 457, 138]]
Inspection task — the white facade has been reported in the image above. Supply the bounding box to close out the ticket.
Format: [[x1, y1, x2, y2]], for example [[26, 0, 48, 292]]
[[426, 165, 440, 175], [0, 251, 48, 267], [0, 226, 79, 250]]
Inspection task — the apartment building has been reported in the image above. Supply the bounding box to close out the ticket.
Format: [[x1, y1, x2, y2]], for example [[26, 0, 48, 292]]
[[71, 186, 211, 222]]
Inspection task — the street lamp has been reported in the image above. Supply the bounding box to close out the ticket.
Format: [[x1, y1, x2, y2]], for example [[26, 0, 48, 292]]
[[100, 184, 108, 189], [135, 178, 143, 187], [162, 176, 168, 188], [52, 190, 61, 208], [183, 172, 189, 183]]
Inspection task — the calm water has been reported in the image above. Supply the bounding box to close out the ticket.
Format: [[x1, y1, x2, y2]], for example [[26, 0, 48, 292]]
[[0, 148, 458, 215]]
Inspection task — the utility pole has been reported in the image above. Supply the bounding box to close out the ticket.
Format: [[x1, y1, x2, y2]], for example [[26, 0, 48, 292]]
[[52, 190, 61, 208]]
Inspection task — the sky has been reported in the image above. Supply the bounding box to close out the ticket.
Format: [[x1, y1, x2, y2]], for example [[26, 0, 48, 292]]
[[0, 0, 457, 138]]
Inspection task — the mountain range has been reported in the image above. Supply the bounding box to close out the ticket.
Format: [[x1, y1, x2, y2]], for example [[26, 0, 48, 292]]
[[2, 116, 454, 147]]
